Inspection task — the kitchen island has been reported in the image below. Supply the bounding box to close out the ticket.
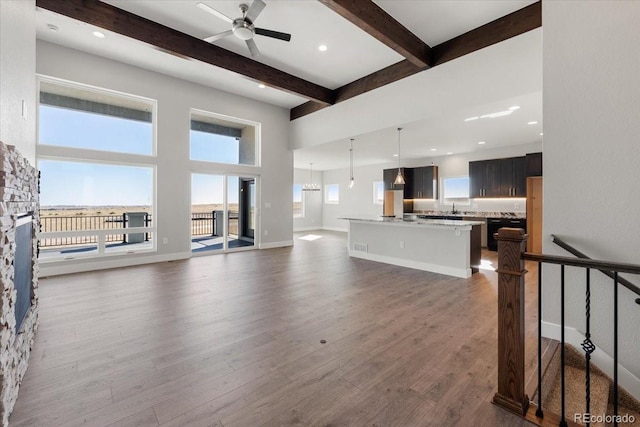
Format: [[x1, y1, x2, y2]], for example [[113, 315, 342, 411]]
[[340, 216, 483, 278]]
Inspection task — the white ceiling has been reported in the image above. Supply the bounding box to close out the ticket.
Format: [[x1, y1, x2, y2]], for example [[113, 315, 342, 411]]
[[35, 0, 542, 171]]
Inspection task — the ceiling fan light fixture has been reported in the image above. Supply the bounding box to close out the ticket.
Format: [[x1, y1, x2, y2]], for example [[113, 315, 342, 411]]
[[233, 20, 255, 40]]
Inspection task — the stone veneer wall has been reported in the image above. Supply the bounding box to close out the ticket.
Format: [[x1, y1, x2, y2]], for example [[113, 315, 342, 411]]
[[0, 141, 39, 426]]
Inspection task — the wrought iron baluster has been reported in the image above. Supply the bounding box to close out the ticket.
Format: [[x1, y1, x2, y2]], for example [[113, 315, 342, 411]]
[[581, 268, 595, 427]]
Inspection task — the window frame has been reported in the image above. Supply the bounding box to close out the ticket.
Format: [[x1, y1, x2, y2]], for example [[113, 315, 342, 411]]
[[324, 184, 340, 204], [38, 76, 157, 157], [36, 76, 158, 262], [440, 175, 471, 206], [293, 184, 305, 218], [373, 180, 384, 205], [189, 108, 261, 168]]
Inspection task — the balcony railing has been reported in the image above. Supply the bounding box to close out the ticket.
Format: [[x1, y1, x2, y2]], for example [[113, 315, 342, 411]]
[[39, 211, 239, 248]]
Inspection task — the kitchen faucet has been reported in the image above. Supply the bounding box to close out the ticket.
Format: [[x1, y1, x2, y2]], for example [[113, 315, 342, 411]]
[[452, 202, 457, 214]]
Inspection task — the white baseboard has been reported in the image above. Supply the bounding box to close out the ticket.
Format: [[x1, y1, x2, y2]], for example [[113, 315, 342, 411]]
[[293, 226, 323, 232], [348, 250, 472, 279], [259, 240, 293, 249], [542, 321, 640, 401], [322, 226, 348, 233], [39, 251, 192, 277]]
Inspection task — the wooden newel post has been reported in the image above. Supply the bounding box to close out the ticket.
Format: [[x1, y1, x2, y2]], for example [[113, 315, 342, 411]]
[[492, 227, 529, 415]]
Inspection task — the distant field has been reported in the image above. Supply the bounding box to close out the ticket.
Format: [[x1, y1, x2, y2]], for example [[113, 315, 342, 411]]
[[39, 204, 239, 218]]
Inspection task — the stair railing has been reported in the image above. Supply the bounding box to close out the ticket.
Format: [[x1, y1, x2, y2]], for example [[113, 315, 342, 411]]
[[492, 228, 640, 427]]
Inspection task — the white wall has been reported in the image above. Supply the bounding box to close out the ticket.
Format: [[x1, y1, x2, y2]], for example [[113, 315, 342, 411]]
[[293, 168, 323, 231], [543, 1, 640, 378], [0, 0, 36, 163], [319, 141, 541, 231], [322, 163, 386, 231], [36, 41, 293, 274]]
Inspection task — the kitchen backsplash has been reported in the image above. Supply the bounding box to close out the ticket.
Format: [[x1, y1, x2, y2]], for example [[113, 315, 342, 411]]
[[412, 198, 527, 214]]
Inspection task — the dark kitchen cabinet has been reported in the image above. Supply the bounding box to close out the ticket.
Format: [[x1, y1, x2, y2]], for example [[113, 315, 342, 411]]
[[383, 167, 413, 199], [469, 159, 500, 198], [526, 152, 543, 176], [411, 166, 438, 199], [469, 156, 526, 198]]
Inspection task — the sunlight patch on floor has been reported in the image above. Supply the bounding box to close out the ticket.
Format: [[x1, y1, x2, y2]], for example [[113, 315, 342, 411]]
[[479, 259, 496, 271], [299, 234, 323, 241]]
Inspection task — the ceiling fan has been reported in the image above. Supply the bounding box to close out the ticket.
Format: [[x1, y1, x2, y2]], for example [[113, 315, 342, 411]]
[[197, 1, 292, 58]]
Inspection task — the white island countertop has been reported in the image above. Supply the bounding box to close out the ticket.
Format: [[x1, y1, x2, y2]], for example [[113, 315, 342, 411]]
[[339, 216, 484, 229]]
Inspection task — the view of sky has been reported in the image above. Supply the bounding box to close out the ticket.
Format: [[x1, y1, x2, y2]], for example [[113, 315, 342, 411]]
[[39, 105, 245, 207]]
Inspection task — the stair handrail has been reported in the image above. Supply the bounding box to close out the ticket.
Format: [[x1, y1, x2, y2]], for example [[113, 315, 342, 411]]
[[549, 234, 640, 300]]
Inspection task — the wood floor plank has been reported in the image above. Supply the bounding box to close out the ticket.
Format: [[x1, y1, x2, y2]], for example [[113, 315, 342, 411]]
[[11, 231, 540, 426]]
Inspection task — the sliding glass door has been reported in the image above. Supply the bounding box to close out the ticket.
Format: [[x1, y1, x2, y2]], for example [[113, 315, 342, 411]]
[[191, 173, 256, 254]]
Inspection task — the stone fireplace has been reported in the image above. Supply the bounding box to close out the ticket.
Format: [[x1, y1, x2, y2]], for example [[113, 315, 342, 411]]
[[0, 141, 39, 426]]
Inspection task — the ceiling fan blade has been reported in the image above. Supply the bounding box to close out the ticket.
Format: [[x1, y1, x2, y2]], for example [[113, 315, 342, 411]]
[[246, 38, 260, 57], [245, 0, 266, 24], [255, 28, 291, 42], [197, 2, 233, 24], [204, 30, 233, 43]]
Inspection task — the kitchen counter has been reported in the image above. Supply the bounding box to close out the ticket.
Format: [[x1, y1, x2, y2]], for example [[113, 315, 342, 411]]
[[341, 216, 483, 229], [340, 216, 482, 278]]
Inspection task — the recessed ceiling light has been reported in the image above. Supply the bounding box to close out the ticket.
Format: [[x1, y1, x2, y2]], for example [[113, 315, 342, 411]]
[[446, 152, 453, 155], [528, 121, 538, 125], [481, 110, 513, 119], [540, 132, 544, 136], [478, 141, 486, 145], [464, 116, 479, 122], [393, 154, 398, 157], [509, 105, 520, 110], [92, 31, 105, 38], [258, 83, 266, 89], [47, 24, 59, 32], [318, 44, 328, 52], [430, 148, 437, 152]]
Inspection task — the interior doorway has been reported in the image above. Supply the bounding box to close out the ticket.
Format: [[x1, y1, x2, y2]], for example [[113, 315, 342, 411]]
[[191, 173, 257, 253]]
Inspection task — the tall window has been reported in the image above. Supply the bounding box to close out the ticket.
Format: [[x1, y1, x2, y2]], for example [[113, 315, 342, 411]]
[[293, 184, 304, 218], [373, 180, 384, 205], [442, 176, 470, 205], [37, 78, 156, 260], [190, 110, 258, 166], [39, 80, 153, 155], [325, 184, 339, 204]]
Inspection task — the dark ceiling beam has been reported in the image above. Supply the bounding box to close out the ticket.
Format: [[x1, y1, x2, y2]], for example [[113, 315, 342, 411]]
[[291, 1, 541, 120], [290, 60, 424, 120], [318, 0, 431, 68], [36, 0, 335, 105], [430, 1, 542, 66]]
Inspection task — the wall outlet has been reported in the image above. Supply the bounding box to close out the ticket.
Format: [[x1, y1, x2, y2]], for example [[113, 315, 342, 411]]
[[399, 241, 405, 248], [514, 203, 520, 210], [162, 237, 168, 244], [473, 203, 479, 209], [455, 229, 461, 236], [264, 229, 268, 236]]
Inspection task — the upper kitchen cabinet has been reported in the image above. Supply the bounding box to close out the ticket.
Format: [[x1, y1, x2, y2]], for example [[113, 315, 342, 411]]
[[469, 156, 526, 198], [411, 166, 438, 199], [383, 167, 413, 199], [526, 152, 543, 176], [469, 159, 500, 198]]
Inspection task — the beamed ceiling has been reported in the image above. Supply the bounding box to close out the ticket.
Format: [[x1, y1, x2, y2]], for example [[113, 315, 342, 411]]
[[35, 0, 540, 120], [35, 0, 543, 170]]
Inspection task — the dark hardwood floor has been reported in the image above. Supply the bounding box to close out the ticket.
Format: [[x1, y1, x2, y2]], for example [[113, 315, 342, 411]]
[[12, 231, 538, 426]]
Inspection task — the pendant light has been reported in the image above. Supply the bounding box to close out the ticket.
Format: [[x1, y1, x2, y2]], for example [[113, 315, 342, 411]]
[[394, 127, 405, 185], [348, 138, 355, 189], [302, 162, 320, 191]]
